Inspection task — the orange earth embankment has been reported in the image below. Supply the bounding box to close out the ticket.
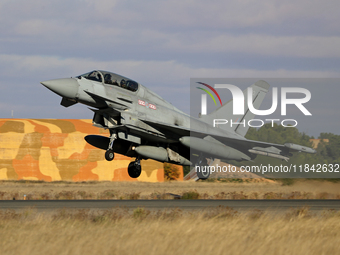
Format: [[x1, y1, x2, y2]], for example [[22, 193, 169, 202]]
[[0, 119, 183, 182]]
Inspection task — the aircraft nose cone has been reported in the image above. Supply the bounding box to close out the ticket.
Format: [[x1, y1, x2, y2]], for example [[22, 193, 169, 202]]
[[41, 78, 79, 99]]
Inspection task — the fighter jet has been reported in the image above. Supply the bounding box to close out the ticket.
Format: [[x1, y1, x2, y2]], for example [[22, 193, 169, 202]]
[[41, 70, 316, 179]]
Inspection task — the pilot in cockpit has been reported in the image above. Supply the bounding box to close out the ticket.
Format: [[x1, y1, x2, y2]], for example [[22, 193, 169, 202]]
[[104, 73, 119, 86], [88, 71, 101, 82], [120, 79, 127, 88], [104, 74, 112, 84]]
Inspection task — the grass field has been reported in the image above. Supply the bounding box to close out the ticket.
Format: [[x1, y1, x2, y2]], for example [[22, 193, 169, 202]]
[[0, 179, 339, 200], [0, 206, 339, 255], [0, 180, 339, 254]]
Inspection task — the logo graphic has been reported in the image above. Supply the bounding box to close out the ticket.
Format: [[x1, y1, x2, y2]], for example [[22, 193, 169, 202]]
[[195, 79, 312, 129], [196, 82, 223, 115], [196, 82, 223, 106]]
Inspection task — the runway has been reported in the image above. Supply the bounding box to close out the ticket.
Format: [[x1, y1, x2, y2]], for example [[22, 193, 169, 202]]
[[0, 199, 339, 212]]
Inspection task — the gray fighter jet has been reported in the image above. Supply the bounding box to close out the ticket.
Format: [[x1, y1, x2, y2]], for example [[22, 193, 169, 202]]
[[41, 70, 316, 179]]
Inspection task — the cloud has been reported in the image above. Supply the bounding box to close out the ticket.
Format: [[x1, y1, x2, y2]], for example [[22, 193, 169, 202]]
[[1, 54, 339, 84], [1, 1, 340, 58], [0, 0, 339, 129], [164, 34, 340, 58]]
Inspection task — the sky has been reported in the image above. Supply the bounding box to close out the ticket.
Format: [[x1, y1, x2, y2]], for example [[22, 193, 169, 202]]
[[0, 0, 339, 137]]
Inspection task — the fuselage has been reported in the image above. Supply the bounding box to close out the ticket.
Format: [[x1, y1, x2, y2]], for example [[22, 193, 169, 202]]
[[41, 70, 240, 144]]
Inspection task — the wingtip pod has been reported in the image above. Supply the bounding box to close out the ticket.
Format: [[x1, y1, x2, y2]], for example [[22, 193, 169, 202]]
[[284, 143, 317, 154]]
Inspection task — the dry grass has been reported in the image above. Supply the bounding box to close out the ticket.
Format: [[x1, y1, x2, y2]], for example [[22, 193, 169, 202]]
[[0, 207, 339, 255], [0, 179, 340, 200]]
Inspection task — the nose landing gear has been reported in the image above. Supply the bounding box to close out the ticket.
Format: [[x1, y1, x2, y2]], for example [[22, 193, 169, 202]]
[[105, 133, 116, 161], [105, 150, 114, 161]]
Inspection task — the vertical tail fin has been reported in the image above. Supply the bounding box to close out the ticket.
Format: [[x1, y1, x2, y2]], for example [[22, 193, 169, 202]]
[[199, 80, 270, 137]]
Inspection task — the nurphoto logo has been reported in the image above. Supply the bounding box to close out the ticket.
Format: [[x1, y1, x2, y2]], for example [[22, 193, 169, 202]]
[[196, 81, 312, 129]]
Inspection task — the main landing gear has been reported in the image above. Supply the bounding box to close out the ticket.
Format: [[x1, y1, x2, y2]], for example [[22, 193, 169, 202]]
[[128, 158, 142, 178], [195, 156, 210, 180]]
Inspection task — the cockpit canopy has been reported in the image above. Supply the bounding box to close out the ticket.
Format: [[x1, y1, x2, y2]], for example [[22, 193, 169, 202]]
[[78, 70, 139, 92]]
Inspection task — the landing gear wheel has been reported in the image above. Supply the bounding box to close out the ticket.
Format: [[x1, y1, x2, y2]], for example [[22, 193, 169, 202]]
[[128, 161, 142, 178], [105, 150, 114, 161], [196, 167, 210, 180], [196, 158, 210, 180]]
